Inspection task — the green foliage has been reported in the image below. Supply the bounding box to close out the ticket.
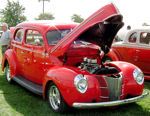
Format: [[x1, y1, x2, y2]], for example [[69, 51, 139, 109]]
[[35, 13, 55, 20], [142, 22, 149, 26], [0, 0, 26, 27], [71, 14, 84, 23]]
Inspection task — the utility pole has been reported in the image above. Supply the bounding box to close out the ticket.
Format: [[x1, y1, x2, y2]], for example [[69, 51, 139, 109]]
[[39, 0, 50, 14]]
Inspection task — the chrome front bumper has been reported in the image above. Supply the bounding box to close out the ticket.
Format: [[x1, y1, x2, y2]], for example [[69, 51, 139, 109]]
[[73, 92, 149, 108]]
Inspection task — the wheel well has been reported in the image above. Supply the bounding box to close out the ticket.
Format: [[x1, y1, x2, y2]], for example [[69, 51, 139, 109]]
[[4, 60, 8, 68], [45, 80, 54, 99]]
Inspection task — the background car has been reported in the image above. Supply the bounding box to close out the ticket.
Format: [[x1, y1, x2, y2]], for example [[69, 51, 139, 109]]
[[1, 3, 148, 113], [105, 27, 150, 80]]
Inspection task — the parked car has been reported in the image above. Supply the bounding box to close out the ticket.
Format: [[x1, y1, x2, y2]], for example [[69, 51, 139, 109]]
[[106, 27, 150, 80], [2, 3, 148, 113]]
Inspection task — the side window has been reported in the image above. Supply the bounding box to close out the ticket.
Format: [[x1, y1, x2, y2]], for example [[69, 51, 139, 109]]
[[140, 32, 150, 44], [26, 30, 43, 46], [128, 32, 137, 43], [15, 29, 24, 42]]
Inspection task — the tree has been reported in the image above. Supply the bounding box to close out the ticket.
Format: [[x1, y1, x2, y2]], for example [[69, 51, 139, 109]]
[[142, 22, 149, 26], [71, 14, 84, 23], [0, 0, 26, 27], [35, 13, 55, 20]]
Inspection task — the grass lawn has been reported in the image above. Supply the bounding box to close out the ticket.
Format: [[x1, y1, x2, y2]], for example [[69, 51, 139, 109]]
[[0, 71, 150, 116]]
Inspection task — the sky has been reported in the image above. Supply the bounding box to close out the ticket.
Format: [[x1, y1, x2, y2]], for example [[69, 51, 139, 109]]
[[0, 0, 150, 27]]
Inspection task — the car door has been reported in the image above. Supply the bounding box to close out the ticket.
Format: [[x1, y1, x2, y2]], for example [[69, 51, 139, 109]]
[[134, 31, 150, 74], [31, 30, 46, 84], [125, 31, 140, 65], [24, 29, 53, 84], [114, 31, 139, 65], [11, 28, 25, 74], [22, 29, 35, 80]]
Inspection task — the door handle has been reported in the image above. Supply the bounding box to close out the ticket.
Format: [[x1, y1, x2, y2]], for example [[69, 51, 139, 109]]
[[136, 50, 140, 52], [21, 51, 25, 54]]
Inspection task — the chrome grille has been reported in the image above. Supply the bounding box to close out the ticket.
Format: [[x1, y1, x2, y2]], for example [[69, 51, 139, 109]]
[[104, 73, 122, 101]]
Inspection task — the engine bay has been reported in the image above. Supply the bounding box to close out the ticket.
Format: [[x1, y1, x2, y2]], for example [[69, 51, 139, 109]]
[[78, 57, 119, 75]]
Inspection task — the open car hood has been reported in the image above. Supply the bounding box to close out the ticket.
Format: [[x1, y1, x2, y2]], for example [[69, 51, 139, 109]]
[[50, 3, 124, 56]]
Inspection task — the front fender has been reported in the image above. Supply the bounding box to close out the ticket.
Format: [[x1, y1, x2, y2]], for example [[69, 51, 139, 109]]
[[2, 49, 18, 77], [42, 66, 100, 106], [106, 61, 144, 97]]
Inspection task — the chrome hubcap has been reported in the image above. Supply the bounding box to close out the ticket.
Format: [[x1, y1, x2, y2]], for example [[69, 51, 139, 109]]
[[49, 85, 61, 110], [6, 65, 11, 82]]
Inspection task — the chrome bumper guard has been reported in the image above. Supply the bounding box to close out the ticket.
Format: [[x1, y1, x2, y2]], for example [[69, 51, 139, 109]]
[[73, 92, 149, 108]]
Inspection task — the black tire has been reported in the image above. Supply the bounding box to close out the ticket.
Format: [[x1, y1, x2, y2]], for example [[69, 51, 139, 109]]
[[47, 82, 69, 113], [5, 63, 13, 84], [102, 56, 113, 63]]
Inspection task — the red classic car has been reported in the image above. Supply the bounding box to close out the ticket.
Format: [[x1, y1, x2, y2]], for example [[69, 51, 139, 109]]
[[106, 27, 150, 80], [2, 3, 148, 113]]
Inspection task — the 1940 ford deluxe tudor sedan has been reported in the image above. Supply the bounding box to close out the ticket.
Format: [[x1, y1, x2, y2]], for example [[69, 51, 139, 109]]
[[2, 3, 148, 113]]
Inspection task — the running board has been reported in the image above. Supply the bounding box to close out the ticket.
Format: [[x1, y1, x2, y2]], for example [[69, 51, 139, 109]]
[[12, 76, 43, 95]]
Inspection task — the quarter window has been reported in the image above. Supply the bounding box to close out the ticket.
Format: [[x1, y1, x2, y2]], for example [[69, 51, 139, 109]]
[[128, 32, 137, 43], [14, 29, 24, 42], [26, 30, 43, 46], [140, 32, 150, 44]]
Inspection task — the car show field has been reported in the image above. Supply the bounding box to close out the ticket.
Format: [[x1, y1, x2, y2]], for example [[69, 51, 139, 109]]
[[0, 71, 150, 116], [1, 1, 150, 115]]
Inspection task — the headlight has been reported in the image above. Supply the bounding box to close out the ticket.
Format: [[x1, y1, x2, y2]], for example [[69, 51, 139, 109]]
[[133, 68, 144, 85], [74, 74, 88, 93]]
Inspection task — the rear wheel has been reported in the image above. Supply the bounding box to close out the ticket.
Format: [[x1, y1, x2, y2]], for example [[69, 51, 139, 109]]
[[5, 63, 13, 83], [47, 82, 69, 113]]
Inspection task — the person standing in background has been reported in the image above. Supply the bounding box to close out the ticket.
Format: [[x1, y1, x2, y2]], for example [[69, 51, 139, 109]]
[[0, 23, 11, 55]]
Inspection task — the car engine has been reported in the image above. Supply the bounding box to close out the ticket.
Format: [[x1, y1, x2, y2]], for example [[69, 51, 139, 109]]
[[78, 57, 119, 75]]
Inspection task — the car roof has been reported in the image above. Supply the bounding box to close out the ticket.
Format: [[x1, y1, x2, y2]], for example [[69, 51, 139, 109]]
[[17, 20, 79, 32], [117, 26, 150, 41]]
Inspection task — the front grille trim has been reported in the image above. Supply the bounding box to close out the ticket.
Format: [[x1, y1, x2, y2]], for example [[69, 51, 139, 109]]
[[103, 72, 122, 101]]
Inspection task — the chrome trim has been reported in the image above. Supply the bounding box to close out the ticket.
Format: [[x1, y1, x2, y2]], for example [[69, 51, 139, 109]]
[[100, 96, 109, 98], [100, 87, 108, 89], [73, 92, 149, 108], [113, 43, 150, 50], [12, 44, 44, 54], [104, 73, 122, 101]]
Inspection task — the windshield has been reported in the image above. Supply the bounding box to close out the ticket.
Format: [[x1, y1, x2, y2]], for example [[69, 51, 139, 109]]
[[46, 29, 71, 45], [46, 29, 92, 46]]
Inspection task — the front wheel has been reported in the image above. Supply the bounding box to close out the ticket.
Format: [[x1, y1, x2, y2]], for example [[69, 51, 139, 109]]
[[5, 63, 13, 84], [47, 82, 69, 113]]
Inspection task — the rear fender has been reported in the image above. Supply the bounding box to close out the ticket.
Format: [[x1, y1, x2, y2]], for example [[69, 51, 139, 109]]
[[2, 49, 18, 77]]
